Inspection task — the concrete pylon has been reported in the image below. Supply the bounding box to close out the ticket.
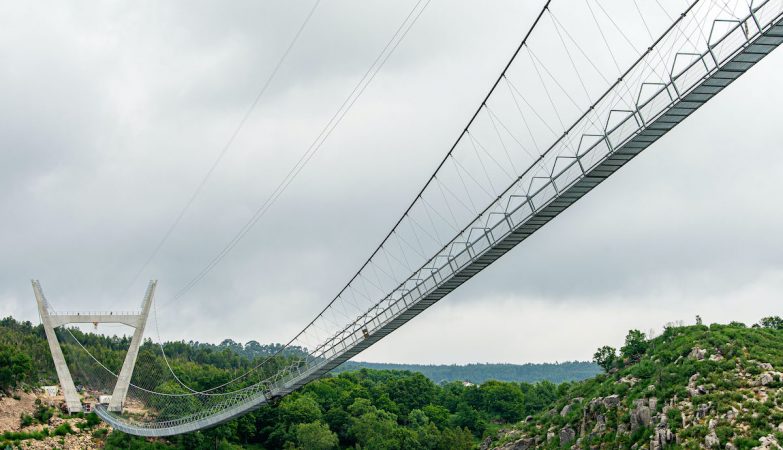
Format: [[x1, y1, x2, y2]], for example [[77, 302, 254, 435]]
[[108, 281, 155, 412], [32, 280, 156, 414], [33, 280, 83, 413]]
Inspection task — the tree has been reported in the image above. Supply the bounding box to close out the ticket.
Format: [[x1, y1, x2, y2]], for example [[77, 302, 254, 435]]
[[384, 372, 436, 415], [759, 316, 783, 330], [523, 381, 558, 416], [438, 426, 474, 450], [293, 421, 338, 450], [451, 402, 486, 436], [348, 399, 402, 450], [593, 346, 617, 372], [280, 395, 323, 424], [479, 380, 525, 422], [0, 344, 32, 392], [422, 404, 450, 428], [620, 329, 648, 363]]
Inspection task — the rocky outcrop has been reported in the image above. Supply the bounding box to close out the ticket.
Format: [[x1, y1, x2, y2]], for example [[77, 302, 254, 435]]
[[704, 430, 720, 448], [687, 372, 709, 397], [495, 437, 535, 450], [755, 434, 783, 449], [695, 402, 712, 419], [651, 421, 675, 450], [620, 375, 640, 386], [689, 347, 706, 360], [630, 398, 655, 430], [758, 362, 774, 371], [559, 426, 576, 445], [488, 328, 783, 450], [603, 394, 620, 408], [754, 371, 781, 387]]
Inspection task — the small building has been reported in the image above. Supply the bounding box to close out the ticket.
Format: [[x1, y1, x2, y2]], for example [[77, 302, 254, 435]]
[[41, 386, 59, 397], [99, 395, 112, 405]]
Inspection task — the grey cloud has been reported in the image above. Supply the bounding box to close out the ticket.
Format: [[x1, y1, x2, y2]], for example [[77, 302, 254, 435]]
[[1, 1, 782, 364]]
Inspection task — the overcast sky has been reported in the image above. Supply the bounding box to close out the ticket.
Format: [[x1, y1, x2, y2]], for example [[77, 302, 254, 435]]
[[1, 1, 782, 365]]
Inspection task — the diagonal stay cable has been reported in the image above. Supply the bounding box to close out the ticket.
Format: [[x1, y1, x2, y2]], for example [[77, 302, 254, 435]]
[[149, 0, 554, 395], [175, 0, 557, 392], [161, 0, 431, 309], [121, 0, 322, 297], [145, 0, 433, 395]]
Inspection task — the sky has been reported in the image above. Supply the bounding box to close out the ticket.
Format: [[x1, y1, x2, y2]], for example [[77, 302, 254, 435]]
[[1, 1, 782, 365]]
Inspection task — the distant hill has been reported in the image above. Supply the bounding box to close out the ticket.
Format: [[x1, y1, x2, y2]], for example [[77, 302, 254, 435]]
[[185, 340, 601, 384], [332, 361, 601, 384], [487, 318, 783, 449]]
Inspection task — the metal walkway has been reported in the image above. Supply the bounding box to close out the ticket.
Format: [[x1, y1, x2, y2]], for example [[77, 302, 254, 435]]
[[96, 1, 783, 436]]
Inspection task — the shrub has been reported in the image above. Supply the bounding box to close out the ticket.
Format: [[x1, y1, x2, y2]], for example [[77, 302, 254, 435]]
[[666, 408, 682, 431], [33, 403, 54, 424], [53, 422, 73, 436], [76, 412, 101, 429], [19, 413, 34, 427], [715, 425, 735, 444]]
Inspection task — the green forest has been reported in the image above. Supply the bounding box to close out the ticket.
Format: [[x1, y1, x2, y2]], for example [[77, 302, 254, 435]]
[[0, 316, 580, 449], [4, 316, 783, 449]]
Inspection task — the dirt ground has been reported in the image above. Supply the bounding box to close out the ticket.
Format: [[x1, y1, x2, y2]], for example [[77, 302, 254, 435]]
[[0, 390, 37, 431], [0, 389, 109, 450]]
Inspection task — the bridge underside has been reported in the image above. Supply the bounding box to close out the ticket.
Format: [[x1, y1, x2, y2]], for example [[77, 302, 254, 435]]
[[96, 4, 783, 437]]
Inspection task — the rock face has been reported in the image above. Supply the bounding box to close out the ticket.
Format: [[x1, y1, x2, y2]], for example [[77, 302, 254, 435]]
[[757, 372, 776, 386], [695, 403, 712, 420], [603, 394, 620, 408], [560, 404, 572, 417], [704, 430, 720, 448], [756, 434, 782, 449], [651, 422, 675, 450], [630, 398, 654, 430], [689, 347, 706, 360], [559, 426, 576, 445], [593, 413, 607, 433], [687, 372, 708, 397], [758, 362, 774, 371], [620, 375, 640, 386], [496, 437, 534, 450]]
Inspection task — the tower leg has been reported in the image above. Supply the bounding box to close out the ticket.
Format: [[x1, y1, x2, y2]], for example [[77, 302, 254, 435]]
[[108, 281, 156, 412], [32, 281, 83, 413]]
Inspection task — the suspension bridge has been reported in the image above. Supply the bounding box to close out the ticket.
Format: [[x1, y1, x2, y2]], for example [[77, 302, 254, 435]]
[[35, 0, 783, 437]]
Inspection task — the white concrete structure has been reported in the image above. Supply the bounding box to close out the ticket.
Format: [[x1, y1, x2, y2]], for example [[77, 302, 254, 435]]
[[32, 280, 156, 413], [41, 386, 59, 397]]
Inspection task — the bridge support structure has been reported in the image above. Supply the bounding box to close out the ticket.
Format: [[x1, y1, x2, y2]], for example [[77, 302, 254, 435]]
[[32, 280, 156, 413]]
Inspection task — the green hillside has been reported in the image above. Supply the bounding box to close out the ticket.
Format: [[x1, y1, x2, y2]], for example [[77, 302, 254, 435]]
[[332, 361, 600, 384], [487, 318, 783, 449], [3, 316, 783, 449]]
